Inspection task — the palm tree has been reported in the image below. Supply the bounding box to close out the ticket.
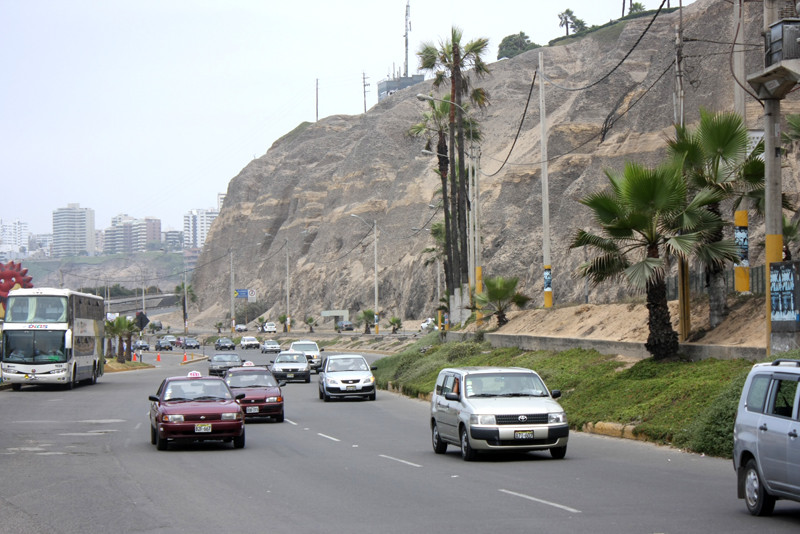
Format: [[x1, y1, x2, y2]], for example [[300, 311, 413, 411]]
[[305, 317, 316, 333], [278, 314, 288, 333], [571, 161, 739, 360], [667, 109, 763, 328], [410, 97, 455, 295], [559, 9, 575, 36], [105, 318, 121, 363], [475, 276, 531, 327], [389, 316, 403, 334], [214, 322, 223, 335], [358, 309, 376, 334], [418, 27, 490, 294]]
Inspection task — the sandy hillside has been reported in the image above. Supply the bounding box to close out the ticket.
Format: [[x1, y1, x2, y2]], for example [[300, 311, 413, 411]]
[[473, 296, 766, 348]]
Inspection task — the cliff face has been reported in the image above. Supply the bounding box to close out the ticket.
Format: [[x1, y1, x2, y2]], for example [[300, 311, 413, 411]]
[[193, 0, 800, 327]]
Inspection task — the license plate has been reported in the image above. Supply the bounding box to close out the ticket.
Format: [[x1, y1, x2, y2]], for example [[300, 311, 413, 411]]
[[514, 430, 534, 440], [246, 406, 259, 414], [346, 386, 356, 391], [286, 373, 294, 378], [195, 423, 212, 433]]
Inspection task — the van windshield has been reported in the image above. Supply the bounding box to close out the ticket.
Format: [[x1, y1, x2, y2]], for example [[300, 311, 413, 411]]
[[465, 373, 548, 398]]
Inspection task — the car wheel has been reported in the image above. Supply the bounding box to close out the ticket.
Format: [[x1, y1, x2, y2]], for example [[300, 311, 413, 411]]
[[323, 389, 331, 402], [305, 376, 311, 383], [11, 383, 21, 391], [150, 425, 157, 445], [368, 391, 376, 401], [431, 421, 447, 454], [155, 430, 168, 451], [460, 426, 476, 461], [275, 412, 284, 423], [550, 445, 567, 459], [233, 429, 246, 449], [744, 459, 776, 516]]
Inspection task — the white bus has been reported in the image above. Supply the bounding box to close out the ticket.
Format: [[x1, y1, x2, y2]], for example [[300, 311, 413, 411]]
[[1, 287, 105, 390]]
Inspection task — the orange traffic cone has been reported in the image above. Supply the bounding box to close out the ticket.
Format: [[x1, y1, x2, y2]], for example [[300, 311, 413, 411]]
[[132, 353, 137, 362], [157, 352, 161, 362], [183, 352, 187, 363]]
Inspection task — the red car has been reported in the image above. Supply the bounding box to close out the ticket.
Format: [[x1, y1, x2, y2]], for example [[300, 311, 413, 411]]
[[224, 363, 285, 422], [148, 371, 246, 450]]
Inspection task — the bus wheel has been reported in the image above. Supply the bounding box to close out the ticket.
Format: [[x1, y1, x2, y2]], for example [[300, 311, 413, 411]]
[[66, 367, 76, 390], [11, 384, 21, 391]]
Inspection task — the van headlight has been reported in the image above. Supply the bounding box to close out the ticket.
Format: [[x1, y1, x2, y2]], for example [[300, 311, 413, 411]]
[[470, 414, 496, 425], [549, 412, 567, 424]]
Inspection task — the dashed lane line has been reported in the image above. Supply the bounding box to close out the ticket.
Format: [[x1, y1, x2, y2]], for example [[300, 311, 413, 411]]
[[498, 489, 582, 513]]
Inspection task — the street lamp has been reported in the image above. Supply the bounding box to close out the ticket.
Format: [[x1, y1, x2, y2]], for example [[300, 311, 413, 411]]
[[351, 213, 379, 334]]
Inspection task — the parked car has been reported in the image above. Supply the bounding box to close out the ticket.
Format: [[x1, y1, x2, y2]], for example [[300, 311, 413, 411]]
[[208, 353, 243, 377], [318, 354, 376, 401], [263, 322, 277, 334], [148, 370, 245, 450], [430, 367, 568, 461], [215, 337, 236, 351], [224, 363, 285, 422], [161, 335, 179, 346], [235, 324, 248, 332], [270, 350, 311, 383], [289, 340, 323, 373], [240, 336, 260, 350], [155, 338, 173, 351], [336, 320, 354, 331], [733, 358, 800, 516], [420, 318, 438, 331], [183, 337, 201, 349], [260, 339, 281, 354], [133, 340, 150, 352]]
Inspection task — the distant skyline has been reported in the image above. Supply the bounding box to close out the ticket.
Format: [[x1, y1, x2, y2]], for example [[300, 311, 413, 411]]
[[0, 0, 695, 235]]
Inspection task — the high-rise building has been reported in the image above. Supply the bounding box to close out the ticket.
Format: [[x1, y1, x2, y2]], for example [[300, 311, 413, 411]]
[[104, 214, 162, 254], [0, 219, 30, 259], [52, 203, 96, 258], [183, 208, 218, 249]]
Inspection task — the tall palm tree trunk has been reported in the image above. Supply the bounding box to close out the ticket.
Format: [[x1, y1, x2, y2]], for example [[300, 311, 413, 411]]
[[644, 277, 679, 360], [454, 42, 469, 287], [448, 69, 461, 289], [437, 135, 455, 295], [706, 202, 728, 328]]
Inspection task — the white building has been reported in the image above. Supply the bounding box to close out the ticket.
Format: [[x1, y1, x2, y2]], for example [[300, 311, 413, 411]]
[[183, 208, 218, 249], [52, 203, 96, 257]]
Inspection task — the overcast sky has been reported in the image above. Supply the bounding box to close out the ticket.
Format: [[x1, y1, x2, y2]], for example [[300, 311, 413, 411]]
[[0, 0, 695, 235]]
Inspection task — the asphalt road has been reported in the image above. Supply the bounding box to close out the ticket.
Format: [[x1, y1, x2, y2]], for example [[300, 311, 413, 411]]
[[1, 349, 799, 533]]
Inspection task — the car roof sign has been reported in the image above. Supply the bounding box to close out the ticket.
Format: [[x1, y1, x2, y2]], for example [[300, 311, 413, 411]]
[[243, 361, 254, 366], [187, 370, 202, 378]]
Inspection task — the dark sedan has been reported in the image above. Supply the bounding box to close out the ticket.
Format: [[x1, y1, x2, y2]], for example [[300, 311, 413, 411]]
[[155, 338, 173, 351], [224, 365, 285, 422], [184, 337, 201, 349], [148, 371, 245, 450], [215, 337, 236, 351], [208, 353, 243, 377]]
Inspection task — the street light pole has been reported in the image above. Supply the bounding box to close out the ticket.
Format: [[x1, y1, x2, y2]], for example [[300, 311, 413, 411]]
[[229, 250, 235, 333], [351, 214, 379, 334], [285, 238, 290, 332]]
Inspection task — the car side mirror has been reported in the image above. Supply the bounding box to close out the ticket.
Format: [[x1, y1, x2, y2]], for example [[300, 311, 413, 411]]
[[320, 348, 324, 351], [551, 390, 561, 399], [370, 366, 377, 370], [148, 395, 160, 402], [235, 393, 246, 400], [270, 360, 275, 364], [444, 392, 460, 401]]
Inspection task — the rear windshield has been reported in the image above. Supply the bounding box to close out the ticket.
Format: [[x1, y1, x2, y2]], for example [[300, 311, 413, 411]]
[[292, 343, 318, 352]]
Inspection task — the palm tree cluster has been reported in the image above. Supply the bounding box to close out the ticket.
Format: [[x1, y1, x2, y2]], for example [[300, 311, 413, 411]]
[[558, 9, 586, 36], [413, 27, 490, 302], [572, 110, 768, 360]]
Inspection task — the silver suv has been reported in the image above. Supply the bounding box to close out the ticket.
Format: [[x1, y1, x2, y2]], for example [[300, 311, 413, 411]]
[[289, 340, 323, 373], [733, 358, 800, 516], [430, 367, 568, 461]]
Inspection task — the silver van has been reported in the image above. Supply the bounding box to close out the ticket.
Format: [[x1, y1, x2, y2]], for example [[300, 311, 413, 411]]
[[733, 358, 800, 515], [430, 367, 568, 461]]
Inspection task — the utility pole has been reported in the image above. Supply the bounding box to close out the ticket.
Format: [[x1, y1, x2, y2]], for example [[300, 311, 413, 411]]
[[404, 0, 411, 78], [539, 50, 553, 308], [675, 1, 690, 342], [315, 78, 319, 122], [229, 250, 235, 333], [362, 72, 370, 113]]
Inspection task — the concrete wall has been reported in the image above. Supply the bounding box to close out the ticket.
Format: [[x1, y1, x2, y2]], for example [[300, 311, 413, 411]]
[[445, 331, 766, 361]]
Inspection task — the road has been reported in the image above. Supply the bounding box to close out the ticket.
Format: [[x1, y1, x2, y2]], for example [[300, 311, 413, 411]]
[[1, 350, 799, 533]]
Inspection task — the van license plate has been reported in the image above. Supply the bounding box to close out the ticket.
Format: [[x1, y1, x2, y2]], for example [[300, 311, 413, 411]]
[[514, 430, 534, 440], [195, 423, 212, 433]]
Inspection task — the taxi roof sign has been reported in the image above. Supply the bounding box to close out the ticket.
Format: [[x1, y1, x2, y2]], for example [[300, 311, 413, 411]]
[[187, 370, 203, 378], [243, 361, 254, 366]]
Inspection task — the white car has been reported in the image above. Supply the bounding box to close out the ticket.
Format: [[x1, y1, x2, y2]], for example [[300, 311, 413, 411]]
[[289, 340, 323, 372], [318, 354, 376, 401], [420, 317, 438, 331], [240, 336, 259, 350], [263, 322, 277, 333]]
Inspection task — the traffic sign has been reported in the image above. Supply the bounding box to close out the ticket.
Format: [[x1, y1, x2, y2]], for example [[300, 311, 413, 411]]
[[234, 289, 248, 298]]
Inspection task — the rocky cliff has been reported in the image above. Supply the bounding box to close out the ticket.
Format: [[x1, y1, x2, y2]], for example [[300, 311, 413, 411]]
[[192, 0, 800, 328]]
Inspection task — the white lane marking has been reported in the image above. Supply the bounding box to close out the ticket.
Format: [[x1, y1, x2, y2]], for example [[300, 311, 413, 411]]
[[285, 419, 298, 426], [58, 433, 107, 437], [498, 489, 582, 514], [318, 433, 340, 442], [379, 454, 422, 468]]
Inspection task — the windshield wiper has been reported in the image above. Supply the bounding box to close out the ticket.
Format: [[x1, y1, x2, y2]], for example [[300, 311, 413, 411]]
[[193, 395, 225, 401], [469, 393, 496, 398]]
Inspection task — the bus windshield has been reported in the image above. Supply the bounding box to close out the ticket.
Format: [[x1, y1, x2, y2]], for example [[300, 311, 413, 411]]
[[2, 331, 68, 363], [5, 295, 68, 323]]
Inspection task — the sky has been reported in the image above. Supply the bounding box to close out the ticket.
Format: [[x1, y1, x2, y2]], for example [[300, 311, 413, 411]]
[[0, 0, 695, 235]]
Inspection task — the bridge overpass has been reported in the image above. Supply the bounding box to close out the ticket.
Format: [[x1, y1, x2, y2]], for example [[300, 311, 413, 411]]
[[107, 293, 180, 315]]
